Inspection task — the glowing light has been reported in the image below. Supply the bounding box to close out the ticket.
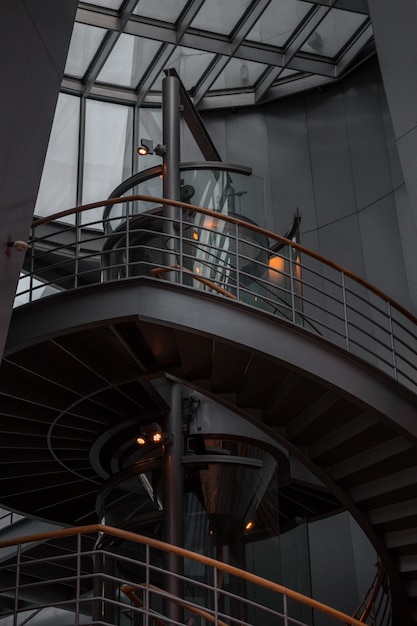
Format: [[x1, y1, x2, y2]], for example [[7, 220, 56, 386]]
[[268, 255, 285, 283], [136, 435, 147, 446], [151, 431, 163, 443], [245, 521, 254, 530], [192, 230, 199, 241]]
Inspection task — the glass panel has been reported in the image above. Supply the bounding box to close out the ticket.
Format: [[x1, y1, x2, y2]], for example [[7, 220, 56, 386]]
[[82, 100, 133, 222], [133, 0, 188, 23], [190, 0, 253, 36], [151, 47, 215, 92], [246, 0, 313, 48], [81, 0, 124, 9], [210, 58, 266, 90], [97, 33, 162, 88], [301, 9, 367, 58], [35, 94, 80, 222], [65, 23, 107, 79]]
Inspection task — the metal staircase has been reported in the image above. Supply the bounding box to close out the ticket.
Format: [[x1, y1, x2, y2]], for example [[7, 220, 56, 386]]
[[1, 196, 417, 624]]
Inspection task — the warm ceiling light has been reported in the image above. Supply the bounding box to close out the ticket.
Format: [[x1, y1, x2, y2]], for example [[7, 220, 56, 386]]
[[136, 435, 148, 446], [192, 230, 199, 241], [151, 431, 163, 444], [245, 521, 254, 530]]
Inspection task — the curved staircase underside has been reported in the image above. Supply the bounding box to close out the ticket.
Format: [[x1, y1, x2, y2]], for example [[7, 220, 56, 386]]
[[1, 278, 417, 625]]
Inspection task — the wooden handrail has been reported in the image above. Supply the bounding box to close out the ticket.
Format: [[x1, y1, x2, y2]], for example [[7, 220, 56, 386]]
[[30, 193, 417, 327], [0, 523, 367, 626]]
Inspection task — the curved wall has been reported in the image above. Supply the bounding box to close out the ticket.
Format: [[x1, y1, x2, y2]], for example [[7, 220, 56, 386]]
[[199, 59, 417, 314]]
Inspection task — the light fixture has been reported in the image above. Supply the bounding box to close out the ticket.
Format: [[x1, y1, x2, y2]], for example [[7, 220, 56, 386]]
[[245, 520, 254, 531], [151, 431, 163, 444], [192, 230, 199, 241], [3, 239, 29, 257], [136, 422, 173, 447], [137, 138, 166, 157]]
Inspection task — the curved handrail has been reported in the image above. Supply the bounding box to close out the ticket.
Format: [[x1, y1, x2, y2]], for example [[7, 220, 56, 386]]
[[0, 523, 368, 626], [30, 194, 416, 325], [24, 194, 417, 396]]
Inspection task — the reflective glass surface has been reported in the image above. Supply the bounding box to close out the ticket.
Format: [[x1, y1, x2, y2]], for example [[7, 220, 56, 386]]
[[97, 33, 162, 88], [301, 9, 367, 58], [82, 100, 133, 217], [81, 0, 123, 9], [35, 94, 80, 222], [211, 58, 267, 91], [190, 0, 253, 36], [132, 0, 188, 23], [151, 47, 216, 92], [65, 23, 106, 78], [246, 0, 313, 48]]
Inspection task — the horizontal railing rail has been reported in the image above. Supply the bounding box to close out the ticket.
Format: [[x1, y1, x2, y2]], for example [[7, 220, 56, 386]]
[[0, 524, 372, 626], [15, 195, 417, 396]]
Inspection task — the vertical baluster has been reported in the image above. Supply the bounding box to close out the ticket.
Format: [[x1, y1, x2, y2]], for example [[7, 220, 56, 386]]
[[235, 222, 240, 301], [289, 246, 296, 324], [283, 593, 289, 626], [29, 223, 35, 303], [387, 301, 398, 380], [75, 532, 81, 623], [214, 566, 219, 626], [13, 543, 21, 626], [145, 543, 150, 626], [179, 207, 183, 286], [125, 201, 130, 278], [341, 271, 350, 351], [74, 212, 80, 290]]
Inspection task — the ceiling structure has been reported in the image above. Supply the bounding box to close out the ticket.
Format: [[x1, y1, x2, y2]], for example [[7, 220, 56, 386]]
[[64, 0, 373, 110]]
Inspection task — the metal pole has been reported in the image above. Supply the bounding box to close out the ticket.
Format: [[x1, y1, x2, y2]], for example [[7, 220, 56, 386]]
[[162, 74, 181, 279], [163, 381, 183, 623]]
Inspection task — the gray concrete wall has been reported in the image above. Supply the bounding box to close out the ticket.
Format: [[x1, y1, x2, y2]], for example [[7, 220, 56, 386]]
[[202, 59, 417, 314], [0, 0, 77, 361]]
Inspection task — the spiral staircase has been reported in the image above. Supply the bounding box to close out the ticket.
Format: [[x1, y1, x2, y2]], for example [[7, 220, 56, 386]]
[[0, 194, 417, 625]]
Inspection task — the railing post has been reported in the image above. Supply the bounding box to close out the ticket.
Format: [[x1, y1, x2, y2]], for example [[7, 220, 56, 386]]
[[289, 246, 296, 324], [387, 300, 398, 380], [13, 543, 21, 626], [125, 201, 130, 278], [214, 566, 219, 626], [75, 532, 81, 623], [29, 223, 35, 303], [341, 271, 350, 351], [235, 222, 240, 301], [283, 593, 289, 626], [74, 212, 80, 290]]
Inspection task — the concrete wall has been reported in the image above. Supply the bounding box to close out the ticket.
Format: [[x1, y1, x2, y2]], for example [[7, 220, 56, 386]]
[[0, 0, 78, 361], [201, 59, 417, 314]]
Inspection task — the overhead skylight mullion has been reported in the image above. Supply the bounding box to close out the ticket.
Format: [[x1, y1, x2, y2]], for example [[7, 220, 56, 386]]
[[283, 4, 333, 65], [229, 0, 272, 50], [192, 56, 230, 106], [335, 22, 373, 76], [254, 66, 284, 103], [136, 43, 176, 105], [176, 0, 206, 40], [316, 0, 369, 14]]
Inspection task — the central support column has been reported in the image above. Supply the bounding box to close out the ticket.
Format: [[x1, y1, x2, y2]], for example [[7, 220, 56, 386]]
[[163, 382, 183, 622], [162, 74, 181, 277]]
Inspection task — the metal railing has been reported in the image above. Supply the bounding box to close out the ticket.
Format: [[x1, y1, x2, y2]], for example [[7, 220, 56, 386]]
[[17, 195, 417, 395], [0, 524, 374, 626]]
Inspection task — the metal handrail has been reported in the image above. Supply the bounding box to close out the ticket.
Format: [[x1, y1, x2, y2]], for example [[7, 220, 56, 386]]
[[19, 194, 417, 396], [0, 523, 370, 626]]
